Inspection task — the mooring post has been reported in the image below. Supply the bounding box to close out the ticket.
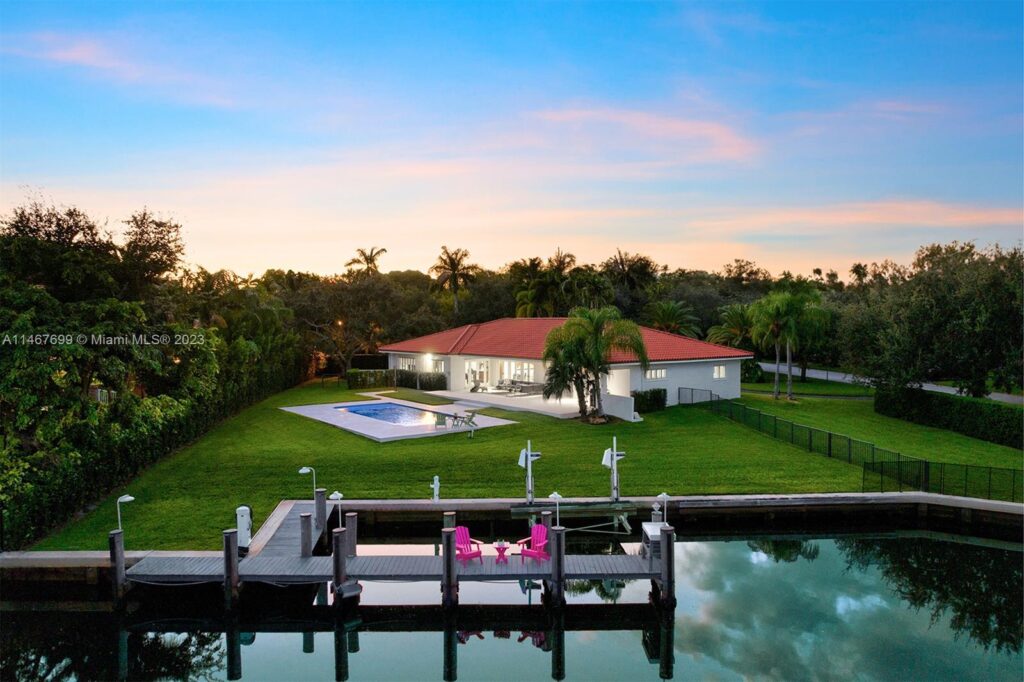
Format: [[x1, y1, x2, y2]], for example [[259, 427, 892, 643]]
[[108, 529, 127, 602], [315, 488, 327, 531], [441, 527, 458, 607], [345, 512, 358, 557], [540, 510, 552, 529], [443, 511, 456, 529], [659, 526, 676, 608], [334, 621, 350, 682], [332, 527, 348, 605], [223, 529, 240, 610], [226, 623, 242, 680], [300, 513, 313, 557], [550, 525, 566, 607]]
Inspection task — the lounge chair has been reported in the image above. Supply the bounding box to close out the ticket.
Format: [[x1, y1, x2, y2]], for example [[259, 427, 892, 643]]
[[455, 525, 484, 563], [517, 524, 549, 563], [462, 412, 479, 438], [433, 413, 448, 429]]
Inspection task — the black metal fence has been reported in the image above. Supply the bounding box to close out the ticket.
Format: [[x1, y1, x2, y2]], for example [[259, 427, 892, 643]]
[[696, 391, 1023, 503]]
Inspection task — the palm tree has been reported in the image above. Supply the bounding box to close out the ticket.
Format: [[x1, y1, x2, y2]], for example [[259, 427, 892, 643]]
[[706, 303, 753, 348], [646, 300, 701, 337], [542, 325, 590, 417], [563, 266, 614, 309], [750, 292, 798, 399], [555, 306, 649, 418], [345, 247, 387, 275], [429, 246, 480, 318], [775, 279, 828, 398]]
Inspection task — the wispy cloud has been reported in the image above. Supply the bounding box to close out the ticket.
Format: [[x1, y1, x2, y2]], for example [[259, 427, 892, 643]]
[[681, 9, 784, 47]]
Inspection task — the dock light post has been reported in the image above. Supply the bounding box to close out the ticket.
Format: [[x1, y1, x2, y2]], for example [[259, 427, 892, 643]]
[[657, 492, 671, 523], [430, 476, 441, 502], [330, 491, 343, 523], [116, 494, 134, 531], [298, 466, 316, 496], [601, 437, 626, 501], [549, 492, 563, 526], [518, 440, 542, 503]]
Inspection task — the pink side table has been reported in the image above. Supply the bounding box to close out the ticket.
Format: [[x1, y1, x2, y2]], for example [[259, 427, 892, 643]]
[[494, 541, 510, 564]]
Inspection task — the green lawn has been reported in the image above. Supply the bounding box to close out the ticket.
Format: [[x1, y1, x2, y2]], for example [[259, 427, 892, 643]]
[[743, 374, 873, 397], [737, 394, 1023, 469], [38, 382, 864, 550], [377, 388, 454, 405]]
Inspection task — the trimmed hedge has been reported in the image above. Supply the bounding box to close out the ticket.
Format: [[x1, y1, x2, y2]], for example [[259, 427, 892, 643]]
[[395, 369, 447, 391], [345, 369, 393, 389], [631, 388, 667, 413], [874, 386, 1023, 449]]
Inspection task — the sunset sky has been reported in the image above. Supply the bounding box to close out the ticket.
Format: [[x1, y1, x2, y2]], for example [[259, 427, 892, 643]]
[[1, 1, 1021, 277]]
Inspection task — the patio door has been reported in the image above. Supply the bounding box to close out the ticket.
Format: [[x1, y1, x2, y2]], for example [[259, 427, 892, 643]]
[[465, 359, 489, 389]]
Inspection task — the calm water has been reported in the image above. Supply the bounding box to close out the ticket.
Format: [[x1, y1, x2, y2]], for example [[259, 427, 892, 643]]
[[3, 535, 1021, 681], [338, 402, 438, 426]]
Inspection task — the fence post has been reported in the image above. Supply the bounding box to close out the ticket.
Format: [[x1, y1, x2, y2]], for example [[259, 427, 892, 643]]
[[790, 422, 794, 443], [827, 432, 832, 458], [807, 429, 813, 452], [964, 467, 968, 497], [922, 461, 930, 493], [988, 467, 993, 500], [870, 443, 875, 463], [847, 438, 852, 463]]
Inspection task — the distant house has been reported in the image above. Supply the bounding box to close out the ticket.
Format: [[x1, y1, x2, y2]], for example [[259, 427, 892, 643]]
[[379, 318, 752, 418]]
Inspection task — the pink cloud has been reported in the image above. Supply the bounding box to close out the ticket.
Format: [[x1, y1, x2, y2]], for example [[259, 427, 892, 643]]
[[533, 107, 759, 163]]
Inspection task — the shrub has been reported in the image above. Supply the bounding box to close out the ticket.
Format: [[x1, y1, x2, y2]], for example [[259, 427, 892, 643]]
[[631, 388, 667, 413], [741, 358, 765, 383], [874, 386, 1023, 449], [394, 369, 446, 391]]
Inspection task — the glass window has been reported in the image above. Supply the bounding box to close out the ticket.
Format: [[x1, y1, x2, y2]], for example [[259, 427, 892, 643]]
[[713, 364, 726, 379], [432, 358, 445, 373], [645, 368, 667, 380], [399, 357, 417, 371]]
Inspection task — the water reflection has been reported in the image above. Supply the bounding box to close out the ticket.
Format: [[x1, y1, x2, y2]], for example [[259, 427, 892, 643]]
[[1, 535, 1020, 681]]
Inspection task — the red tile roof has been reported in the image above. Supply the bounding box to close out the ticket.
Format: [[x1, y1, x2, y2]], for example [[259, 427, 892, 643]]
[[379, 318, 752, 364]]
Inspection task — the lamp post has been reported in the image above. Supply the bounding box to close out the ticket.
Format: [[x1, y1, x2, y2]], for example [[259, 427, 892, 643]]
[[549, 492, 563, 526], [601, 437, 626, 501], [298, 466, 316, 496], [657, 492, 671, 523], [116, 494, 135, 531], [518, 440, 542, 503]]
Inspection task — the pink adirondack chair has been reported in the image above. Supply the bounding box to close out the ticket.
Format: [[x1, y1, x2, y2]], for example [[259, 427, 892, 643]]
[[455, 526, 484, 564], [517, 524, 549, 563]]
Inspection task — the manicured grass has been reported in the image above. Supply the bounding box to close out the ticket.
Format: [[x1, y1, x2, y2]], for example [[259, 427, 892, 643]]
[[743, 374, 873, 397], [37, 382, 863, 550], [377, 388, 454, 405], [737, 394, 1023, 469]]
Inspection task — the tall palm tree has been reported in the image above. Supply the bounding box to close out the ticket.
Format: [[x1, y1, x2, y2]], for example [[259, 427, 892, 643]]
[[646, 300, 701, 337], [429, 246, 480, 318], [345, 247, 387, 275], [563, 267, 614, 309], [750, 292, 798, 399], [542, 325, 590, 417], [557, 306, 649, 418], [706, 303, 753, 348]]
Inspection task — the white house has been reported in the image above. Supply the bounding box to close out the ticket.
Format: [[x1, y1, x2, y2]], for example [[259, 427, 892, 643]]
[[379, 318, 752, 420]]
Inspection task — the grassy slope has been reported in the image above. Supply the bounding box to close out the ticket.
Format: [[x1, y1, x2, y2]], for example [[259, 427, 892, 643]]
[[38, 382, 862, 550], [737, 394, 1023, 469], [742, 374, 873, 397]]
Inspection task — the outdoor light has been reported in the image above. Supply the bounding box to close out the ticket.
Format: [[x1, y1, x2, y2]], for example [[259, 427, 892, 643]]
[[116, 494, 135, 531], [657, 492, 671, 524], [517, 440, 542, 503], [329, 491, 343, 501], [548, 491, 563, 526], [298, 466, 316, 496]]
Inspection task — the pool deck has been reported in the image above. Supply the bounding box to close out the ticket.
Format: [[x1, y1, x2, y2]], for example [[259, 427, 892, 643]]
[[279, 394, 517, 441]]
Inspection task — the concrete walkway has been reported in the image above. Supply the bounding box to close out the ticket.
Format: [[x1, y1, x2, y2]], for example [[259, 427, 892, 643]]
[[758, 362, 1023, 405]]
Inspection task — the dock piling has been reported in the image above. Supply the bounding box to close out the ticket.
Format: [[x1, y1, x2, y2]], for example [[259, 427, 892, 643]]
[[441, 527, 458, 607], [108, 529, 127, 602], [345, 512, 358, 556], [443, 511, 456, 528], [300, 513, 313, 557], [332, 527, 348, 604], [334, 622, 349, 681], [223, 529, 240, 610], [549, 525, 566, 606], [443, 610, 458, 681], [658, 526, 675, 608], [226, 623, 242, 680], [551, 610, 566, 680], [540, 510, 552, 529], [315, 488, 327, 531]]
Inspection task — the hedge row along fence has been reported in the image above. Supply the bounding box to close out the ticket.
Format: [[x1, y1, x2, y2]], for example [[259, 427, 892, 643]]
[[874, 386, 1022, 449], [345, 368, 448, 391], [691, 390, 1023, 503], [631, 388, 667, 413]]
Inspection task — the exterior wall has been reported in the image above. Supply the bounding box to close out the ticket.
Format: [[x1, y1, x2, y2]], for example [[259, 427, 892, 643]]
[[601, 391, 639, 422], [623, 358, 745, 404]]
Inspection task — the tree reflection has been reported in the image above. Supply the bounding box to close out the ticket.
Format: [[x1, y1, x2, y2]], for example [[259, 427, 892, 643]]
[[747, 539, 820, 563], [1, 614, 223, 682], [837, 538, 1022, 654]]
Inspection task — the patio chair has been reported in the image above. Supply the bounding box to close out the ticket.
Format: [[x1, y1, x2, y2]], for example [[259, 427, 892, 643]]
[[462, 412, 479, 438], [433, 413, 448, 429], [517, 524, 549, 563], [454, 525, 484, 564]]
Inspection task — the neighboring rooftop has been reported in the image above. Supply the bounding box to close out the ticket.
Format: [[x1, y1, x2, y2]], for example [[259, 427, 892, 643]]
[[379, 317, 752, 364]]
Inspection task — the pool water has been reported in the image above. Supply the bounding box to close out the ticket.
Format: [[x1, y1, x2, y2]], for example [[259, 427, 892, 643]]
[[2, 535, 1020, 681], [338, 402, 440, 426]]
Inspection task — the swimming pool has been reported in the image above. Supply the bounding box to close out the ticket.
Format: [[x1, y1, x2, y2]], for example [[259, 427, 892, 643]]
[[337, 402, 439, 426]]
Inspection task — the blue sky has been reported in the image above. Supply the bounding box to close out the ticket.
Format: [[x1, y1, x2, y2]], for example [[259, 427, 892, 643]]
[[1, 1, 1021, 275]]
